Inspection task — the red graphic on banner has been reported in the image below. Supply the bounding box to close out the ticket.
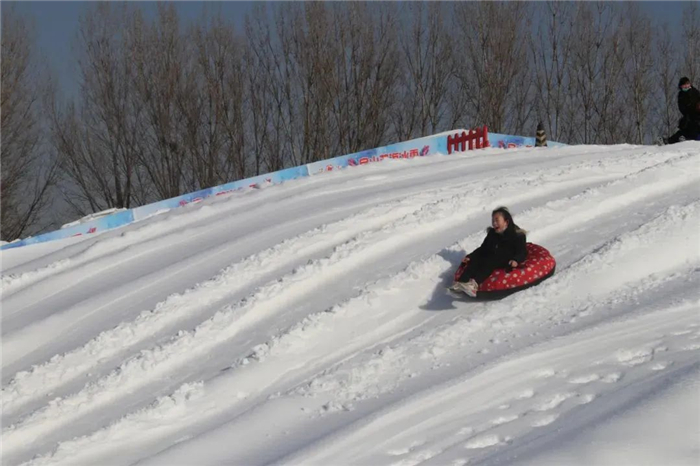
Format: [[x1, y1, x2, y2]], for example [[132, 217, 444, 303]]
[[498, 141, 533, 149], [346, 146, 429, 168], [315, 164, 344, 173]]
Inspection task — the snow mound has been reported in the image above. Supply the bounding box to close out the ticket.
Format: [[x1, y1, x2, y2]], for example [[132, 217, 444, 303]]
[[2, 142, 699, 466]]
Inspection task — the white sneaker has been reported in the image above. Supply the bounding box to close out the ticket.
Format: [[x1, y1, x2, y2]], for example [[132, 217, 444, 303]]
[[465, 279, 479, 297], [454, 280, 478, 297]]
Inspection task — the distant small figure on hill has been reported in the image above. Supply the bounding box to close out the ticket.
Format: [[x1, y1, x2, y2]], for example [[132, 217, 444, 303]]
[[657, 77, 700, 145]]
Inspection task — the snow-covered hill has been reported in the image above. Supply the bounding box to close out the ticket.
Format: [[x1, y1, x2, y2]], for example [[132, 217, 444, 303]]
[[2, 143, 699, 466]]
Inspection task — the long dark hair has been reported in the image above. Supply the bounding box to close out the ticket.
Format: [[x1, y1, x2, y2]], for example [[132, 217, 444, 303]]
[[491, 206, 523, 233]]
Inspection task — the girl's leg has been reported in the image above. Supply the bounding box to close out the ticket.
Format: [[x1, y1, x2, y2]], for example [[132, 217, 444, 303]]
[[459, 255, 501, 284], [458, 255, 480, 282], [472, 255, 502, 283]]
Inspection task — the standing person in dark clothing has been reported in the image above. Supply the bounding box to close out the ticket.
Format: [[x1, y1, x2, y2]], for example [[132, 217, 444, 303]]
[[659, 77, 700, 145], [451, 206, 527, 297]]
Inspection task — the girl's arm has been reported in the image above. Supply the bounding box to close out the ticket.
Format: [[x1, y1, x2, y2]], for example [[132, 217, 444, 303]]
[[513, 234, 527, 264], [468, 232, 491, 259]]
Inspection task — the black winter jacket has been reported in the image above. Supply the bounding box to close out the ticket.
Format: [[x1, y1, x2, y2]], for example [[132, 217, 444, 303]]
[[678, 86, 700, 124], [468, 226, 527, 267]]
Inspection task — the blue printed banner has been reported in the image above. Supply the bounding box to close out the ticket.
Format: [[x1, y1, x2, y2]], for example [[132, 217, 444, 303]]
[[306, 133, 450, 176], [1, 209, 135, 250], [132, 165, 309, 221], [1, 130, 565, 251], [488, 132, 567, 149]]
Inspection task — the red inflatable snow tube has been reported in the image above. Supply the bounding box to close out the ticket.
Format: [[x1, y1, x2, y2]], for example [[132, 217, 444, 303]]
[[454, 243, 556, 300]]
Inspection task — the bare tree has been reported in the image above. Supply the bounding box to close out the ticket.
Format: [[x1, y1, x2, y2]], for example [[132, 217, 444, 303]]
[[621, 4, 655, 144], [681, 3, 700, 84], [48, 3, 148, 216], [394, 2, 453, 140], [188, 9, 247, 186], [654, 23, 679, 137], [531, 2, 574, 142], [245, 5, 290, 172], [596, 8, 634, 145], [1, 8, 58, 240], [509, 53, 535, 136], [568, 3, 601, 143], [244, 5, 277, 175], [452, 2, 532, 133], [567, 2, 627, 144], [298, 2, 339, 161], [273, 2, 338, 165], [130, 4, 189, 198], [329, 3, 400, 153]]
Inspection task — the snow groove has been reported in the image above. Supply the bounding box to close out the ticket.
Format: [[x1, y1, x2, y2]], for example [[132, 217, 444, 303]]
[[1, 185, 447, 416]]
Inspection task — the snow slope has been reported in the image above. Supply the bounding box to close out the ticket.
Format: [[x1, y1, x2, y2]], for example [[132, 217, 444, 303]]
[[2, 142, 699, 466]]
